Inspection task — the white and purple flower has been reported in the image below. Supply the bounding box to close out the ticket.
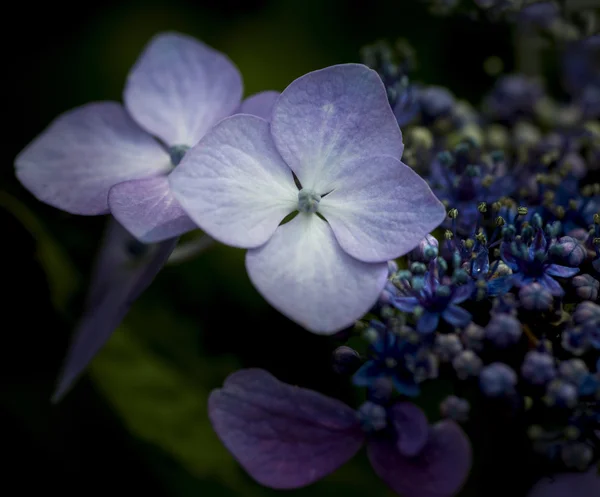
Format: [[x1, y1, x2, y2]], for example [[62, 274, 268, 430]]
[[170, 64, 445, 333]]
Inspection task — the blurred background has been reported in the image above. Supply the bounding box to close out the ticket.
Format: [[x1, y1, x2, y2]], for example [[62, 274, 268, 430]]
[[1, 1, 513, 495]]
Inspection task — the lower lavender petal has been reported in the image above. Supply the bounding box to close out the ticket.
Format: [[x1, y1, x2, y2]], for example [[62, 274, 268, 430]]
[[367, 420, 472, 497], [418, 311, 440, 334], [443, 305, 472, 328], [208, 368, 365, 489], [391, 402, 429, 457], [545, 264, 580, 279]]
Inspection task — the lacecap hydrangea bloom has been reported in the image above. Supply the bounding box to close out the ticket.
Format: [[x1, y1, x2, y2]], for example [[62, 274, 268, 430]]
[[170, 64, 446, 333], [14, 32, 278, 399]]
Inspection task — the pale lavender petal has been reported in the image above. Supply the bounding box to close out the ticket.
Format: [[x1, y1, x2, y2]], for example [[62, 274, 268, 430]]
[[391, 402, 429, 457], [319, 157, 445, 262], [109, 176, 197, 243], [238, 91, 279, 121], [545, 264, 580, 278], [169, 115, 298, 248], [52, 220, 177, 402], [368, 420, 472, 497], [15, 102, 170, 215], [245, 214, 388, 334], [527, 467, 600, 497], [208, 368, 365, 489], [124, 32, 243, 147], [270, 64, 404, 192]]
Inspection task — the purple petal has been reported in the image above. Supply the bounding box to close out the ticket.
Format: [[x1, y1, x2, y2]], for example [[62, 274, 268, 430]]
[[527, 467, 600, 497], [124, 32, 243, 147], [208, 368, 365, 489], [393, 296, 420, 313], [451, 283, 474, 304], [319, 157, 445, 262], [52, 220, 177, 402], [442, 305, 472, 328], [169, 115, 298, 249], [15, 102, 170, 215], [270, 64, 404, 193], [246, 214, 388, 334], [545, 264, 580, 278], [500, 243, 519, 271], [368, 420, 472, 497], [238, 91, 279, 121], [540, 274, 565, 297], [108, 176, 197, 243], [391, 402, 429, 457], [417, 311, 440, 334]]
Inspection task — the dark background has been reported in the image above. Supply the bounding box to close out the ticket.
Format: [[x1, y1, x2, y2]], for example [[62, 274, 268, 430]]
[[1, 1, 512, 495]]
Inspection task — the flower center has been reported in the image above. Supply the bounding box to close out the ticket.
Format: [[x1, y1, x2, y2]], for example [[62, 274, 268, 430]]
[[169, 145, 190, 167], [297, 188, 321, 214]]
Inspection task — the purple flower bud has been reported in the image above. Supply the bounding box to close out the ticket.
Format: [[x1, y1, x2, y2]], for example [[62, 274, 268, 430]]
[[561, 327, 590, 356], [434, 332, 463, 362], [357, 401, 387, 432], [519, 282, 553, 311], [369, 377, 395, 404], [387, 260, 399, 275], [453, 350, 483, 380], [521, 351, 556, 386], [561, 442, 594, 471], [479, 362, 517, 397], [572, 274, 600, 301], [460, 323, 485, 352], [332, 346, 362, 375], [552, 236, 587, 266], [410, 234, 439, 262], [485, 314, 522, 348], [379, 281, 399, 305], [545, 379, 578, 408], [559, 359, 589, 386], [418, 86, 455, 122], [440, 395, 470, 422], [573, 301, 600, 326]]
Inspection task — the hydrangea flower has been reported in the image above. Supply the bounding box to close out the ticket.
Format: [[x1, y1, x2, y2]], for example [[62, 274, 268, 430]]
[[170, 64, 445, 333], [208, 369, 471, 497], [15, 32, 278, 243]]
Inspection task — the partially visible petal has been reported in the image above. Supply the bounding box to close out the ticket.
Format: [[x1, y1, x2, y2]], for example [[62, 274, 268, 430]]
[[52, 220, 177, 402], [271, 64, 404, 192], [238, 91, 279, 121], [442, 305, 472, 328], [15, 102, 170, 215], [245, 214, 388, 334], [500, 243, 519, 271], [208, 368, 365, 489], [527, 467, 600, 497], [109, 176, 197, 243], [393, 296, 420, 313], [451, 282, 474, 304], [391, 402, 429, 457], [124, 32, 243, 147], [545, 264, 580, 278], [319, 157, 445, 262], [353, 361, 381, 387], [368, 420, 472, 497], [541, 274, 565, 297], [417, 311, 440, 334], [169, 115, 298, 249]]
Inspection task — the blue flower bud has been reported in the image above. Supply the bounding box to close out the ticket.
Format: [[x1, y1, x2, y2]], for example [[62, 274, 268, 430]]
[[521, 351, 556, 386], [558, 359, 589, 386], [332, 346, 362, 375], [479, 362, 517, 397], [519, 282, 553, 311], [545, 379, 578, 408], [485, 314, 522, 348], [571, 274, 600, 301], [440, 395, 470, 422], [434, 333, 463, 362], [453, 350, 483, 380], [357, 401, 387, 433], [410, 234, 439, 262], [561, 442, 594, 471]]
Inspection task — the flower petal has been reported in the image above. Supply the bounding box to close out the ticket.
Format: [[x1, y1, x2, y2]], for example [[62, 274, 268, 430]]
[[393, 296, 420, 313], [245, 214, 388, 334], [52, 220, 177, 402], [368, 420, 472, 497], [545, 264, 580, 278], [541, 274, 565, 297], [418, 311, 440, 334], [442, 305, 472, 328], [319, 157, 445, 262], [527, 467, 600, 497], [169, 114, 298, 248], [391, 402, 429, 457], [270, 64, 404, 192], [124, 32, 243, 147], [451, 282, 474, 304], [238, 91, 279, 121], [15, 102, 170, 215], [109, 176, 197, 243], [208, 368, 365, 489]]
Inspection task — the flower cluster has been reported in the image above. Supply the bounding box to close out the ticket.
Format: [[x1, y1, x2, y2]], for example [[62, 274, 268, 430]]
[[13, 4, 600, 497]]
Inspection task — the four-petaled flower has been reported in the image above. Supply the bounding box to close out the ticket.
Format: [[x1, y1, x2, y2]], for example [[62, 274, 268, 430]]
[[209, 369, 472, 497], [15, 32, 278, 243], [170, 64, 445, 333]]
